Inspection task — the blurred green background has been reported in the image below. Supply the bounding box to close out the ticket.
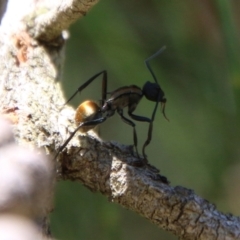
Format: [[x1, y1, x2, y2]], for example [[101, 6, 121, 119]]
[[51, 1, 240, 239]]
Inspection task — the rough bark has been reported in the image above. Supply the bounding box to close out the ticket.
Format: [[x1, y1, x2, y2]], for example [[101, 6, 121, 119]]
[[0, 0, 239, 239]]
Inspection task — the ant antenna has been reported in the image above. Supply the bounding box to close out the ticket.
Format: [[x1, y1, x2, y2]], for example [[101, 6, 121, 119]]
[[145, 45, 166, 84]]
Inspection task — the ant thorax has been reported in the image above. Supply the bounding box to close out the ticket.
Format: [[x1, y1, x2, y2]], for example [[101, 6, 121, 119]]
[[103, 85, 143, 112]]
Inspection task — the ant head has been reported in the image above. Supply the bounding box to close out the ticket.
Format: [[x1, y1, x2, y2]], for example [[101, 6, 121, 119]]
[[75, 100, 101, 132], [142, 81, 165, 102], [142, 82, 169, 121]]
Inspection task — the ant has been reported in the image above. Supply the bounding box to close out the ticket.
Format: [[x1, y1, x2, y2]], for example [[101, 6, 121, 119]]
[[55, 46, 168, 163]]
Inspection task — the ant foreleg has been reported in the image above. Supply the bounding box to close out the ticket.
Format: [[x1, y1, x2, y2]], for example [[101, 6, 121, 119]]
[[141, 92, 162, 160], [65, 70, 107, 106], [145, 46, 166, 85]]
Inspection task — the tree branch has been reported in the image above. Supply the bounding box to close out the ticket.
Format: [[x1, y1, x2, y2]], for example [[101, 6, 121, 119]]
[[1, 0, 98, 41], [59, 137, 240, 239], [31, 0, 99, 41], [0, 0, 239, 239]]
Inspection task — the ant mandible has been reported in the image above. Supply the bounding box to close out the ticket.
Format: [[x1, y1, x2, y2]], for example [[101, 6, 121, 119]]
[[55, 46, 168, 163]]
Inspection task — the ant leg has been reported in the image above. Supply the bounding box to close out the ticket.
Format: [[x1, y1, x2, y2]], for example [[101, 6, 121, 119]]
[[65, 70, 107, 106], [117, 109, 139, 157], [101, 71, 107, 107], [128, 112, 151, 123], [54, 117, 107, 160], [128, 112, 151, 161], [142, 122, 153, 160], [141, 93, 161, 160]]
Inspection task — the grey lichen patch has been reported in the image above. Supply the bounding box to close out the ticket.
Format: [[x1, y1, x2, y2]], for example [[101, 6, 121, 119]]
[[110, 158, 128, 198]]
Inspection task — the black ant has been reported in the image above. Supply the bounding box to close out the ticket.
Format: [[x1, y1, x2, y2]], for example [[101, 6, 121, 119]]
[[55, 46, 168, 162]]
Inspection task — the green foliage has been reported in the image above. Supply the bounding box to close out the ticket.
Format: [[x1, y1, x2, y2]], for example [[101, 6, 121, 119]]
[[51, 1, 240, 239]]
